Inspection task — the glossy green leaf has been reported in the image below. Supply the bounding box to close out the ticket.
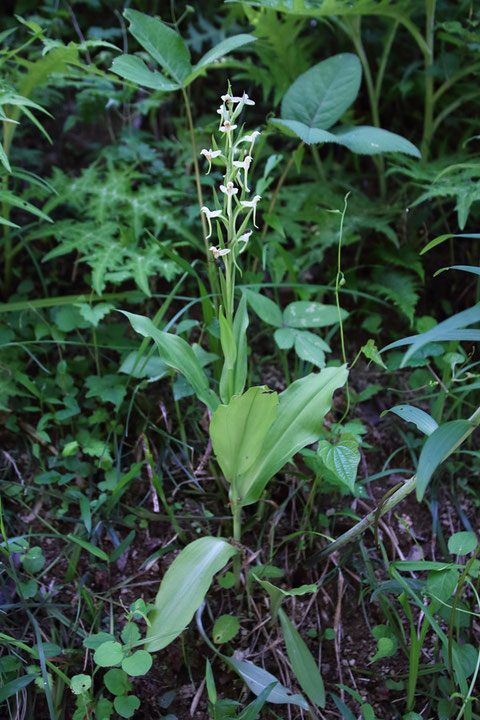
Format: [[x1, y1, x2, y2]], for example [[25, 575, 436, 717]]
[[147, 537, 238, 651], [281, 54, 361, 130], [448, 531, 478, 555], [210, 387, 279, 499], [317, 434, 360, 492], [121, 312, 219, 411], [283, 302, 346, 328], [279, 609, 325, 708], [123, 9, 192, 85], [385, 405, 438, 436], [225, 655, 309, 709], [111, 55, 179, 91], [244, 289, 283, 327], [239, 366, 348, 506], [333, 126, 421, 157], [416, 420, 471, 500]]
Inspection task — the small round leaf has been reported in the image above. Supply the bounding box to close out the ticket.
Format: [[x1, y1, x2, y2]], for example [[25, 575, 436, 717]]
[[448, 531, 477, 556], [104, 669, 130, 696], [212, 614, 240, 644], [114, 694, 141, 719], [93, 641, 124, 668], [70, 674, 92, 695], [121, 650, 153, 677]]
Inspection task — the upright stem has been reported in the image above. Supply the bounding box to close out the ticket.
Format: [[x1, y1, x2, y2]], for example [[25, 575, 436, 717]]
[[421, 0, 437, 161], [231, 485, 242, 588]]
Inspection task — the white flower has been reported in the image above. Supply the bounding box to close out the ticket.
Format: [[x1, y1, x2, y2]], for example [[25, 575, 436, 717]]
[[200, 148, 222, 174], [237, 130, 261, 146], [221, 93, 242, 104], [240, 195, 262, 228], [201, 206, 223, 238], [233, 155, 252, 171], [233, 154, 253, 191], [209, 246, 231, 260], [220, 120, 237, 134], [241, 93, 255, 106], [220, 181, 238, 197], [237, 229, 252, 243]]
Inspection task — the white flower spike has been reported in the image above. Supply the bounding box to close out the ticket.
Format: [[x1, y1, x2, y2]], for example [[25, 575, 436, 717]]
[[240, 195, 262, 228], [221, 93, 242, 104], [209, 246, 231, 260], [241, 93, 255, 106], [200, 148, 222, 174], [201, 206, 223, 238]]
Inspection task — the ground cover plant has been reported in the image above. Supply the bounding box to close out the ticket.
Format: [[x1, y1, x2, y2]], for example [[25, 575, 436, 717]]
[[1, 1, 479, 719]]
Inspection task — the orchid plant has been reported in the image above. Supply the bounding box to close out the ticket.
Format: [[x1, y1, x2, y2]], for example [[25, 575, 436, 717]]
[[200, 89, 261, 325]]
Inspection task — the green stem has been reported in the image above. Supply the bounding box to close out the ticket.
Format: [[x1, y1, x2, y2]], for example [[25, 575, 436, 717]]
[[231, 487, 242, 589], [421, 0, 437, 161]]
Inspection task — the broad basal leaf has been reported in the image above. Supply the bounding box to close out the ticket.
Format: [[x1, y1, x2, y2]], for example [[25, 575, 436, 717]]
[[283, 301, 346, 328], [111, 55, 180, 91], [279, 609, 325, 708], [147, 537, 237, 651], [244, 288, 283, 327], [123, 9, 192, 86], [121, 312, 219, 411], [239, 366, 348, 506], [210, 387, 279, 497], [281, 54, 361, 131], [332, 126, 421, 157]]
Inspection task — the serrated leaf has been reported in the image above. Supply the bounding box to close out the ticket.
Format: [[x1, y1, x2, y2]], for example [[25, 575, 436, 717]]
[[385, 405, 438, 436], [279, 609, 325, 708], [416, 420, 471, 500], [147, 537, 237, 651], [111, 55, 180, 91], [281, 54, 361, 130], [333, 126, 421, 157], [124, 9, 192, 85]]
